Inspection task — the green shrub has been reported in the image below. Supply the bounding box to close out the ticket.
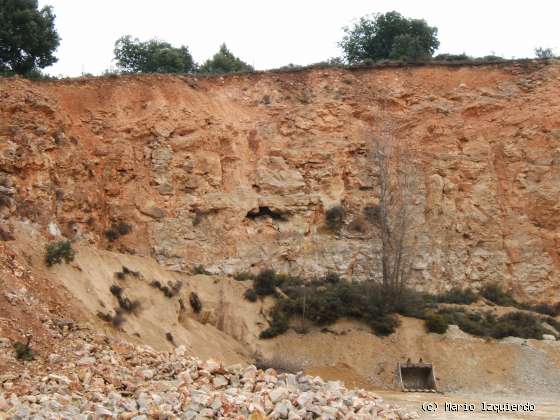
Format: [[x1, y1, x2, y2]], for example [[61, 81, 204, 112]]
[[189, 292, 202, 313], [117, 295, 141, 314], [436, 307, 495, 337], [435, 308, 547, 340], [392, 287, 430, 318], [363, 205, 380, 224], [97, 311, 113, 323], [296, 289, 341, 325], [339, 11, 439, 63], [530, 303, 560, 317], [193, 264, 211, 275], [192, 211, 206, 226], [254, 269, 278, 296], [437, 287, 478, 304], [543, 316, 560, 334], [104, 229, 119, 242], [97, 309, 125, 327], [0, 194, 11, 208], [13, 337, 35, 361], [421, 293, 439, 306], [115, 221, 132, 234], [110, 284, 123, 297], [325, 206, 345, 231], [324, 271, 341, 284], [259, 325, 285, 339], [122, 266, 140, 278], [170, 280, 183, 295], [459, 313, 494, 336], [425, 314, 449, 334], [104, 220, 132, 242], [478, 55, 504, 62], [491, 312, 546, 340], [276, 273, 305, 289], [108, 284, 140, 314], [199, 43, 254, 74], [114, 35, 196, 74], [434, 53, 471, 61], [112, 309, 125, 327], [244, 288, 258, 302], [234, 271, 254, 281], [480, 283, 517, 306], [45, 240, 75, 266], [150, 280, 171, 297], [367, 314, 400, 336], [535, 47, 554, 59], [150, 280, 182, 298], [259, 308, 289, 339], [258, 274, 425, 338]]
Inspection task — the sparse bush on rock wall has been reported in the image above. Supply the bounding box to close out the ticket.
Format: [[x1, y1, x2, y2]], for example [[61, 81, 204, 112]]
[[45, 240, 75, 266], [104, 221, 132, 242], [254, 269, 279, 296], [480, 283, 517, 306], [529, 303, 560, 317], [234, 271, 254, 281], [189, 292, 202, 313], [97, 308, 125, 327], [244, 288, 258, 302], [13, 336, 35, 361], [325, 206, 345, 231], [193, 265, 210, 275], [437, 287, 478, 304]]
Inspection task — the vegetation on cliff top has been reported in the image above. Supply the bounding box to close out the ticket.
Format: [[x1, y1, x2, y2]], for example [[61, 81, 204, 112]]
[[340, 11, 440, 63], [0, 0, 60, 75], [198, 43, 254, 74], [114, 36, 196, 74], [2, 3, 556, 81]]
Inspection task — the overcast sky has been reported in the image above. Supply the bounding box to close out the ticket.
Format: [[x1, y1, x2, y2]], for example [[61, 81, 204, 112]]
[[38, 0, 559, 76]]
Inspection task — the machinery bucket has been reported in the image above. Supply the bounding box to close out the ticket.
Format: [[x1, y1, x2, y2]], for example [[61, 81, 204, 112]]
[[397, 361, 438, 392]]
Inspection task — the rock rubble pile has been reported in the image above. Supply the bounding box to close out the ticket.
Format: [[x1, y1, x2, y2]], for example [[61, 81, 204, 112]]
[[0, 330, 417, 419]]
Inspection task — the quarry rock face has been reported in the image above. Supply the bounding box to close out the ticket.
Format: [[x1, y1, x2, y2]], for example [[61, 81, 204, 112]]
[[1, 61, 559, 301]]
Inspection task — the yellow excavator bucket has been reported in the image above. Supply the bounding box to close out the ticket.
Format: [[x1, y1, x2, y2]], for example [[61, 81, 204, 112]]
[[397, 361, 438, 392]]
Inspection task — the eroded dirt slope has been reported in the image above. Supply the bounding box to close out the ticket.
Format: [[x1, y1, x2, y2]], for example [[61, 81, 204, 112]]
[[1, 221, 268, 364], [1, 222, 559, 398]]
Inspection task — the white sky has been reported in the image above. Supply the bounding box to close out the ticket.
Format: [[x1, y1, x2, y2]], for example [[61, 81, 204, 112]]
[[38, 0, 560, 77]]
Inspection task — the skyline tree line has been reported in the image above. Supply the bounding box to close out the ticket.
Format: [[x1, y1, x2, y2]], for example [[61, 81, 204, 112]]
[[0, 0, 556, 77]]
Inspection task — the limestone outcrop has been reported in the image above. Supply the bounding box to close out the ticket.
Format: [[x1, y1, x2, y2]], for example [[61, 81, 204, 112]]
[[1, 61, 559, 301]]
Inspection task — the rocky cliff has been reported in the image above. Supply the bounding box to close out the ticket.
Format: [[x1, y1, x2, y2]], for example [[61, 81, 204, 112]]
[[1, 61, 559, 301]]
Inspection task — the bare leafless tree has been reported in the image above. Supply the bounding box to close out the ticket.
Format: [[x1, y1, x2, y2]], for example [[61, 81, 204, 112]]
[[368, 120, 417, 303]]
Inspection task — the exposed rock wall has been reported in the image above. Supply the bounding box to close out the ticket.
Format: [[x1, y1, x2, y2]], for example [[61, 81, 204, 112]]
[[1, 61, 559, 301]]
